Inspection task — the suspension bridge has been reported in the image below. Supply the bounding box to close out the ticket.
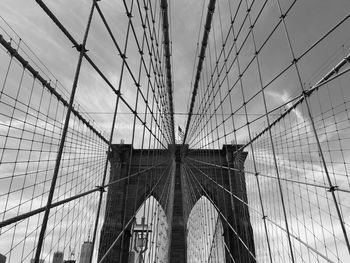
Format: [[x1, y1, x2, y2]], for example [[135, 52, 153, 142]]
[[0, 0, 350, 262]]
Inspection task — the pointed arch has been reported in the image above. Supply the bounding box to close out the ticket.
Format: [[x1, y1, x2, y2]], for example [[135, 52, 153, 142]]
[[186, 196, 226, 262], [131, 196, 170, 263]]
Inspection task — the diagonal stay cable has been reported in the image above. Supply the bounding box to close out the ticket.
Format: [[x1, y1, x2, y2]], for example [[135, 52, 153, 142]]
[[193, 53, 350, 151], [95, 2, 172, 144], [98, 160, 172, 263], [186, 157, 350, 194], [188, 9, 350, 148], [184, 158, 338, 263], [34, 0, 168, 149], [183, 161, 257, 261], [0, 34, 108, 144], [0, 159, 169, 229]]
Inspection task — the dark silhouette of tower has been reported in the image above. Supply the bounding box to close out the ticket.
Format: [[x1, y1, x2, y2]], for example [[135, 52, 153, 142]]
[[98, 144, 255, 263]]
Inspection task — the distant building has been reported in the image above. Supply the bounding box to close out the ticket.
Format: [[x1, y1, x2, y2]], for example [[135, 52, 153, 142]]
[[30, 259, 45, 263], [52, 252, 64, 263], [79, 241, 93, 263], [0, 253, 6, 263]]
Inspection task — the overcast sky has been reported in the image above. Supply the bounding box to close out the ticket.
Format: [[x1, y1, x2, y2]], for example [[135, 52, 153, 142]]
[[1, 0, 349, 146], [1, 0, 350, 262]]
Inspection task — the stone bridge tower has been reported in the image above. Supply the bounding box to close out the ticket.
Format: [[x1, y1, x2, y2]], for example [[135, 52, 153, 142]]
[[98, 144, 255, 262]]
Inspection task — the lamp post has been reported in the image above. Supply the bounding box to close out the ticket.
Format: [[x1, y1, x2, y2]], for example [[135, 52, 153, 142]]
[[132, 217, 152, 263]]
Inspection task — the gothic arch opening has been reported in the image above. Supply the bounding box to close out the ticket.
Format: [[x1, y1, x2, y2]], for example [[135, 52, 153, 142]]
[[129, 196, 169, 263], [187, 196, 226, 263]]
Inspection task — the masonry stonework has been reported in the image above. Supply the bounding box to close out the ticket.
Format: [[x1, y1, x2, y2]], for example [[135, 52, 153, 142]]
[[98, 144, 255, 263]]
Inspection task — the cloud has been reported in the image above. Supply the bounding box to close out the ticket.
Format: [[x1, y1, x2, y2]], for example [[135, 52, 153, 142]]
[[1, 0, 350, 262]]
